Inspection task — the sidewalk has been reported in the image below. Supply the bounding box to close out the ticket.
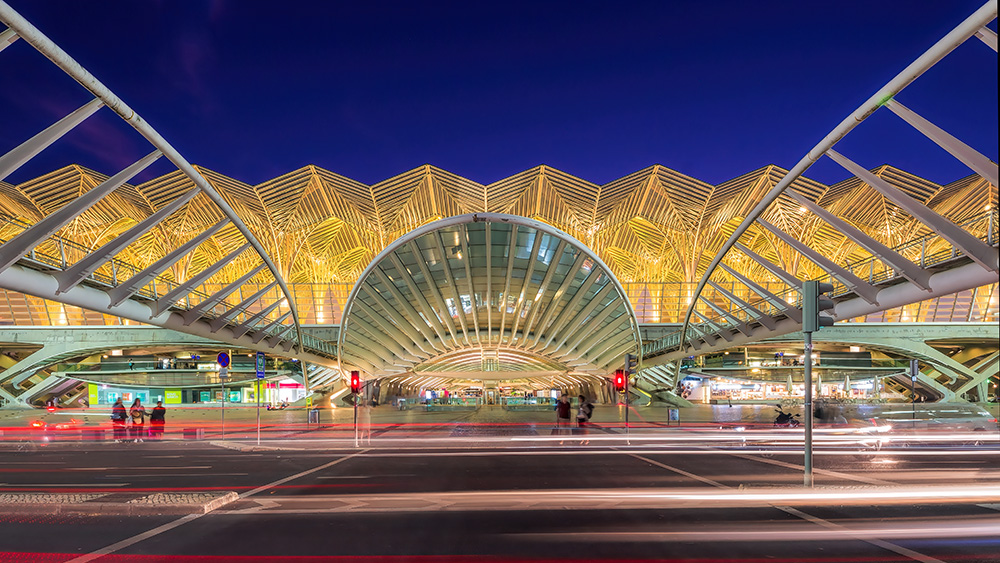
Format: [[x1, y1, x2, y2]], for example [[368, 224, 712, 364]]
[[0, 403, 800, 444], [0, 491, 238, 515]]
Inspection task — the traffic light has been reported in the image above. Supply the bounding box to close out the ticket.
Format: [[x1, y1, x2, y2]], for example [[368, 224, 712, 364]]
[[625, 353, 638, 377], [802, 280, 835, 333], [350, 370, 361, 394], [613, 369, 626, 392]]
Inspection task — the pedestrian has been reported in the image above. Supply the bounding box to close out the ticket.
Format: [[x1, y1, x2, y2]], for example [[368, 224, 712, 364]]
[[576, 394, 594, 441], [149, 400, 166, 440], [357, 397, 372, 445], [555, 393, 572, 436], [110, 398, 127, 443], [128, 359, 133, 370], [129, 398, 146, 442]]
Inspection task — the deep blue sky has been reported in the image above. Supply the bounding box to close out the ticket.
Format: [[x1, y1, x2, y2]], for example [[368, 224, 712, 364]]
[[2, 0, 996, 187]]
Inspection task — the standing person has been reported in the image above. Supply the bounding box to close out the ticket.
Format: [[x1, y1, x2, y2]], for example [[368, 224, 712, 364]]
[[129, 398, 146, 443], [110, 398, 127, 443], [555, 393, 572, 435], [576, 394, 594, 441], [149, 401, 166, 440]]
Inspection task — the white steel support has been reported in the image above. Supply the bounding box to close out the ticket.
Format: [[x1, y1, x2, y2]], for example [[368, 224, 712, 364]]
[[0, 98, 104, 182], [0, 150, 161, 274], [707, 280, 777, 330], [54, 189, 201, 293], [155, 243, 253, 316], [0, 2, 310, 361], [0, 25, 17, 52], [826, 148, 999, 271], [717, 263, 801, 322], [757, 219, 881, 304], [785, 189, 933, 290], [663, 1, 998, 364], [108, 219, 230, 307], [209, 282, 279, 332], [733, 243, 803, 290], [883, 101, 998, 186], [182, 264, 267, 325]]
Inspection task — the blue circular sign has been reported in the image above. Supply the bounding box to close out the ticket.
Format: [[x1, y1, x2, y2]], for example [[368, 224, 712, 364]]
[[217, 352, 230, 368]]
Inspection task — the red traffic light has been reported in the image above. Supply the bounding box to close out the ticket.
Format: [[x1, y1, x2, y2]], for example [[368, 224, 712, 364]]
[[350, 370, 361, 394], [614, 369, 626, 392]]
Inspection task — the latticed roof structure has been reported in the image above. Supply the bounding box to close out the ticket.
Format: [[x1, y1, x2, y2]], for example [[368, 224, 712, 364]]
[[0, 163, 993, 294]]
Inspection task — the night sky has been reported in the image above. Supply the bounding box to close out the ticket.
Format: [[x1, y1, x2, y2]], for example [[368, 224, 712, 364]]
[[1, 0, 996, 188]]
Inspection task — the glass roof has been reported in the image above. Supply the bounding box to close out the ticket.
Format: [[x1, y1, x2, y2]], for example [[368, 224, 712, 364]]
[[339, 214, 641, 379]]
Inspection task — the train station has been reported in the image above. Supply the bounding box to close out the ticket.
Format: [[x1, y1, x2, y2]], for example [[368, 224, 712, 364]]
[[0, 1, 997, 561]]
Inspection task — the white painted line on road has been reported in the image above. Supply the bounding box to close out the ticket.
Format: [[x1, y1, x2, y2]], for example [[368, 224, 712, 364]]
[[979, 503, 1000, 512], [0, 461, 67, 464], [63, 449, 369, 563], [625, 452, 728, 489], [729, 452, 893, 486], [317, 473, 417, 480], [777, 505, 948, 563], [237, 449, 368, 499], [68, 466, 212, 471], [107, 473, 249, 477], [627, 449, 944, 563]]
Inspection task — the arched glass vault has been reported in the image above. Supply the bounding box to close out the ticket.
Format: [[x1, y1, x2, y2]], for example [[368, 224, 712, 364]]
[[338, 213, 641, 380]]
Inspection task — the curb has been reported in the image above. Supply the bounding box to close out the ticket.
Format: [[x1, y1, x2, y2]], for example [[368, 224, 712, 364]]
[[0, 491, 238, 516]]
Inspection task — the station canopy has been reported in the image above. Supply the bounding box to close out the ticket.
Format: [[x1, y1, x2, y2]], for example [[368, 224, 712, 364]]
[[338, 213, 641, 383]]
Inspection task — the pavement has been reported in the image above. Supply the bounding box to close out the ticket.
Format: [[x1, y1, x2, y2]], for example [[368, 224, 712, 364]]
[[0, 439, 998, 561], [0, 491, 237, 515]]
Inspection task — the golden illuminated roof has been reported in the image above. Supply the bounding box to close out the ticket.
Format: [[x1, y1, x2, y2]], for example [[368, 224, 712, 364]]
[[0, 163, 993, 293]]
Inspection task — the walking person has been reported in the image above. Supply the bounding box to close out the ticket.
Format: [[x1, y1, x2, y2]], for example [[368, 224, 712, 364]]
[[129, 398, 146, 443], [555, 393, 572, 437], [149, 400, 166, 440], [110, 398, 127, 443], [576, 394, 594, 444], [357, 396, 372, 445]]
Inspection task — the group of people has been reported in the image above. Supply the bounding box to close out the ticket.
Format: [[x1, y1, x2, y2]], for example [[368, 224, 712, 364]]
[[555, 393, 594, 438], [110, 398, 166, 443]]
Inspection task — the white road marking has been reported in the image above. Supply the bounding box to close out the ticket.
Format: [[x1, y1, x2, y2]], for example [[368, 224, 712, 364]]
[[627, 449, 946, 563], [107, 473, 248, 477], [317, 473, 416, 480], [730, 452, 893, 486], [778, 505, 947, 563], [626, 453, 728, 488], [63, 449, 368, 563], [68, 466, 212, 471]]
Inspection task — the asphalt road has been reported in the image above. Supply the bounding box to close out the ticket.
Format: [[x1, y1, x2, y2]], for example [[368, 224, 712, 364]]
[[1, 437, 999, 562]]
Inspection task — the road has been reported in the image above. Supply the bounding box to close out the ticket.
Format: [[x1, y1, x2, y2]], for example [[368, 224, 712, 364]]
[[1, 428, 999, 562]]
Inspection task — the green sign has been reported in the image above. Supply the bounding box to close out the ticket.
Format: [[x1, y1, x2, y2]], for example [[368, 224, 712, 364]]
[[165, 388, 183, 404]]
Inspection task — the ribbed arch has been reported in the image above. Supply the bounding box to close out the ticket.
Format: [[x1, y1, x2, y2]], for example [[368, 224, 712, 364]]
[[339, 213, 642, 379]]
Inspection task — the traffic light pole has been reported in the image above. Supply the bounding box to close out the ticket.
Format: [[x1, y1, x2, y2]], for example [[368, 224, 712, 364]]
[[803, 332, 813, 488], [624, 377, 630, 436]]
